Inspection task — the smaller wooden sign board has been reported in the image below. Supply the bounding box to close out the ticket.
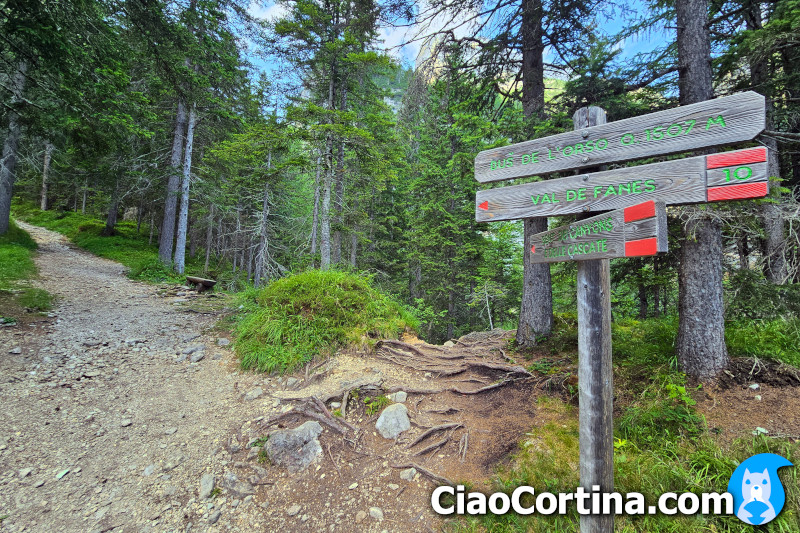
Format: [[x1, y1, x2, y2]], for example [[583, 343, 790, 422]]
[[529, 201, 667, 264]]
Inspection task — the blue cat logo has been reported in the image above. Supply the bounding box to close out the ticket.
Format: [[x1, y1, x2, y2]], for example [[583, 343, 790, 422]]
[[727, 453, 793, 525]]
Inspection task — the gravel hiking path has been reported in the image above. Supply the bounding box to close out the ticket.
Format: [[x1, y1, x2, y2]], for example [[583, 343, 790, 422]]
[[0, 223, 556, 533], [0, 223, 273, 533]]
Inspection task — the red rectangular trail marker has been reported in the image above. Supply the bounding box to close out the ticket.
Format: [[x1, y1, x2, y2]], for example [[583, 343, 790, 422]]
[[528, 201, 667, 264], [475, 146, 769, 222]]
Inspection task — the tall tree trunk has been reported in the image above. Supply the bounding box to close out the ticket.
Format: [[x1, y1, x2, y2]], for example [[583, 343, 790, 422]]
[[516, 0, 552, 345], [320, 147, 333, 270], [254, 153, 272, 288], [40, 141, 53, 211], [333, 83, 348, 265], [174, 103, 197, 275], [81, 176, 88, 214], [158, 99, 187, 264], [310, 156, 321, 267], [320, 71, 336, 270], [189, 219, 198, 259], [746, 0, 787, 283], [0, 60, 28, 235], [675, 0, 728, 380], [678, 219, 728, 378], [638, 283, 648, 319], [737, 235, 749, 270], [149, 210, 155, 246], [521, 0, 545, 121], [102, 176, 121, 237]]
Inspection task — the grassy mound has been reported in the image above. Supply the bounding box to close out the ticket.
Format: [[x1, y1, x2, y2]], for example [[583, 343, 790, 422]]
[[234, 270, 418, 373]]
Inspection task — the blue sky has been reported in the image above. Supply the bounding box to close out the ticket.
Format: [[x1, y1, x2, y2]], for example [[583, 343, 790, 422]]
[[245, 0, 673, 81]]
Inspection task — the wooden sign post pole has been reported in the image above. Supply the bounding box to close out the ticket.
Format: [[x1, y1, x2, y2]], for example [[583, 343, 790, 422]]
[[473, 91, 768, 532], [574, 107, 614, 533]]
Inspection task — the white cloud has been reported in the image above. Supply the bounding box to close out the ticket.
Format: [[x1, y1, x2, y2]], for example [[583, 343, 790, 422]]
[[248, 0, 288, 23]]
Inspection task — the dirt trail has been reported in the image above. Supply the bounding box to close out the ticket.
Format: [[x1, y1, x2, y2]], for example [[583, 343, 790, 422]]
[[1, 223, 551, 533], [0, 223, 271, 533]]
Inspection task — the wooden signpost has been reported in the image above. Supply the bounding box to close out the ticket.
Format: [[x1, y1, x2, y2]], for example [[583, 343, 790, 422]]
[[473, 95, 768, 533]]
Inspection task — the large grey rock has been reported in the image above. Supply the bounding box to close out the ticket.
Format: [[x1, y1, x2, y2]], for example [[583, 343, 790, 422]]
[[387, 391, 407, 403], [286, 504, 301, 516], [182, 345, 204, 355], [190, 352, 205, 363], [199, 473, 215, 500], [244, 387, 263, 401], [399, 467, 416, 481], [217, 338, 231, 346], [222, 472, 254, 497], [265, 421, 323, 473], [375, 404, 410, 439]]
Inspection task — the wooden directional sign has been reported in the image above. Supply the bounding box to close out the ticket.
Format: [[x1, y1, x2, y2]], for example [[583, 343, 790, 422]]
[[529, 201, 667, 264], [476, 146, 769, 222], [474, 91, 765, 183]]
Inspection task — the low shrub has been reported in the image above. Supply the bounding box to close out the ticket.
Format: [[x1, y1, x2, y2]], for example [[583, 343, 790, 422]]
[[234, 270, 418, 373]]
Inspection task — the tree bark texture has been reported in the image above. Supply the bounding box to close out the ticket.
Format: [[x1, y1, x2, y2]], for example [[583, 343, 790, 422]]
[[677, 218, 729, 379], [159, 99, 187, 264], [516, 0, 552, 344], [333, 83, 348, 265], [518, 217, 553, 345], [676, 0, 713, 106], [675, 0, 728, 380], [320, 68, 336, 270], [40, 142, 53, 211], [174, 103, 197, 275], [254, 152, 271, 288], [0, 60, 28, 235], [102, 176, 121, 236], [310, 156, 321, 266]]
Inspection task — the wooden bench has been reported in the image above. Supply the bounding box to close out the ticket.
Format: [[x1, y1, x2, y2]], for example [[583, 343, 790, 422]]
[[186, 276, 217, 293]]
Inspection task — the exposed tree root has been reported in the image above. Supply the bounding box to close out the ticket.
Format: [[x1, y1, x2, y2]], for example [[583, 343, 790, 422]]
[[413, 437, 449, 456], [406, 422, 462, 449], [390, 462, 453, 486]]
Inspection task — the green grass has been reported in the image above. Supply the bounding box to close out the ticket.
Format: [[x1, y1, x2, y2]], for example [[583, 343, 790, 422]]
[[11, 201, 222, 285], [0, 220, 53, 318], [726, 317, 800, 368], [451, 315, 800, 533], [0, 219, 37, 289], [233, 270, 418, 373], [448, 398, 800, 533]]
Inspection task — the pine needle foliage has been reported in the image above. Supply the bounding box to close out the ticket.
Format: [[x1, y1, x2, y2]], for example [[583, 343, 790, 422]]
[[234, 270, 418, 373]]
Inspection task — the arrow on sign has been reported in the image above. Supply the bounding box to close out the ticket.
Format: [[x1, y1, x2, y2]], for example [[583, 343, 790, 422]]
[[475, 146, 768, 222]]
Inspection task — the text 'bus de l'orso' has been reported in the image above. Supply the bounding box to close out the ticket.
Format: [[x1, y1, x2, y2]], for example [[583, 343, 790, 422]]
[[488, 114, 727, 172]]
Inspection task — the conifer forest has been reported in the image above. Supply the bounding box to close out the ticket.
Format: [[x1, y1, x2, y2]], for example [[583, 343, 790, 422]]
[[3, 0, 800, 381]]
